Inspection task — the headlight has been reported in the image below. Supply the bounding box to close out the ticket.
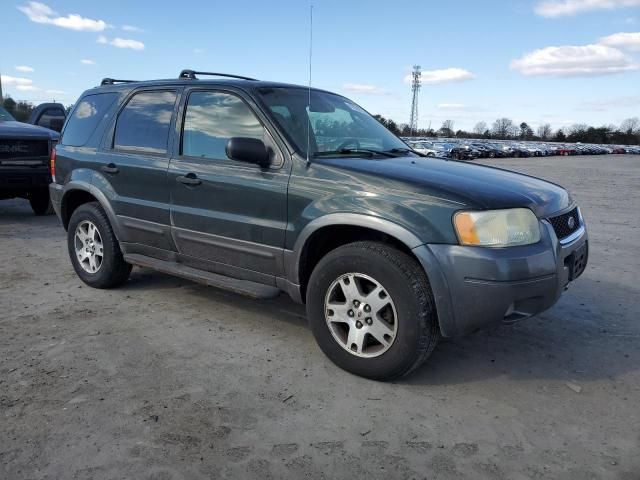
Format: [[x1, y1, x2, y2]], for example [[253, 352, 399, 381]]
[[453, 208, 540, 247]]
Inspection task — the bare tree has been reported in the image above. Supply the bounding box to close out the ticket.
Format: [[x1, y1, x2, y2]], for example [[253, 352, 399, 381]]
[[620, 117, 640, 134], [492, 118, 514, 139], [537, 123, 552, 140], [569, 124, 589, 136], [439, 120, 455, 137], [473, 121, 487, 136]]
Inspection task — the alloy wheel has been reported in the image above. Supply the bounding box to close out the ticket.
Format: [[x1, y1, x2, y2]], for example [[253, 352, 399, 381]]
[[324, 273, 398, 358], [74, 220, 104, 274]]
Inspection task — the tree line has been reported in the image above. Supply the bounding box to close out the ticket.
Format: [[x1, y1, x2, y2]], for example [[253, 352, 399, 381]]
[[2, 96, 38, 122], [374, 115, 640, 145]]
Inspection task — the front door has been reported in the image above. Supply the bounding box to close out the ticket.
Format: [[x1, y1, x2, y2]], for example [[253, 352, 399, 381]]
[[168, 88, 289, 283]]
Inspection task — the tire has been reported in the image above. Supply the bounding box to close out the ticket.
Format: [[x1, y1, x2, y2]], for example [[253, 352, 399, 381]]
[[306, 241, 440, 380], [29, 189, 54, 215], [67, 202, 131, 288]]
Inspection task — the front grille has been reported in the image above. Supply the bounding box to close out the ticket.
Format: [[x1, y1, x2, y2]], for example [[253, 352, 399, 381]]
[[548, 207, 580, 240], [0, 139, 49, 162]]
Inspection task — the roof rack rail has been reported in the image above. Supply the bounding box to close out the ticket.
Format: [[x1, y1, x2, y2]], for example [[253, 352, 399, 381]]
[[178, 69, 258, 81], [100, 78, 137, 86]]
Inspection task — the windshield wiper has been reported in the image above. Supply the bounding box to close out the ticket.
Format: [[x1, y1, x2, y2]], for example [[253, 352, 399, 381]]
[[313, 148, 396, 158], [387, 147, 424, 156]]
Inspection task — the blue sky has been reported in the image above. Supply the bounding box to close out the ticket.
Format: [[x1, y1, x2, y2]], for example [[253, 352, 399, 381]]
[[1, 0, 639, 131]]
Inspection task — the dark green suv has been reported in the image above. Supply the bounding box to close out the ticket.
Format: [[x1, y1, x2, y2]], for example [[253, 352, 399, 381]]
[[50, 70, 588, 380]]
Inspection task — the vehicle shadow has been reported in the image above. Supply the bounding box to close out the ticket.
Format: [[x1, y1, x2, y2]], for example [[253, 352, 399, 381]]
[[122, 269, 638, 385], [123, 267, 309, 328]]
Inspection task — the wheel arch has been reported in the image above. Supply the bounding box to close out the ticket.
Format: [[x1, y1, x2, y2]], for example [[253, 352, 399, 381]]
[[287, 214, 426, 301], [60, 182, 121, 238]]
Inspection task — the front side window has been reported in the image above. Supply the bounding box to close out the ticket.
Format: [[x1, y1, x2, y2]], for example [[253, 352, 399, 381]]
[[181, 91, 264, 160], [62, 93, 118, 146], [114, 90, 177, 154], [257, 87, 408, 158]]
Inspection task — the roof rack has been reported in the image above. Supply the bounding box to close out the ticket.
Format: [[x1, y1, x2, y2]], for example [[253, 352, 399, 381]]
[[178, 69, 257, 81], [100, 78, 137, 86]]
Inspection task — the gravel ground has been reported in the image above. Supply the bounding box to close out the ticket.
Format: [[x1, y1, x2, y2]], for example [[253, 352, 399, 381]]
[[1, 155, 639, 480]]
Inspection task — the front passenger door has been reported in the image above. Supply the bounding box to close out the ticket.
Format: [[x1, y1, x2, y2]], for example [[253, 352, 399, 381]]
[[168, 88, 290, 283]]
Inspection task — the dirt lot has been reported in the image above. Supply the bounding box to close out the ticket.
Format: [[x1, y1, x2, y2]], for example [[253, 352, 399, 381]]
[[1, 155, 639, 479]]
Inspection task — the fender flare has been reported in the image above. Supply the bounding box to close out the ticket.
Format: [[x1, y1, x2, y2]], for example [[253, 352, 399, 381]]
[[286, 213, 425, 284], [60, 181, 122, 238]]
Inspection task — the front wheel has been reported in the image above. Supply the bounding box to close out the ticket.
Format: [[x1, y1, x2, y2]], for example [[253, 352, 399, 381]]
[[306, 241, 439, 380]]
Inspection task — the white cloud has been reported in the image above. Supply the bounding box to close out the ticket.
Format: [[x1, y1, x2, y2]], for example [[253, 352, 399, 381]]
[[110, 37, 145, 50], [18, 1, 107, 31], [436, 103, 467, 109], [535, 0, 640, 17], [405, 68, 476, 85], [510, 44, 638, 76], [15, 65, 35, 73], [1, 75, 34, 86], [81, 59, 96, 65], [97, 36, 145, 50], [534, 0, 640, 18], [122, 24, 143, 32], [46, 89, 67, 95], [342, 83, 386, 94], [599, 31, 640, 51], [17, 85, 39, 91]]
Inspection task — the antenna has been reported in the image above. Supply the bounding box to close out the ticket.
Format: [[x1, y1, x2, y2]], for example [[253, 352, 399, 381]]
[[306, 3, 313, 165], [409, 65, 421, 136]]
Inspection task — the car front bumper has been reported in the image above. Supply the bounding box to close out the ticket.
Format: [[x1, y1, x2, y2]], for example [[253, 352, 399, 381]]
[[413, 219, 588, 337], [0, 166, 50, 197]]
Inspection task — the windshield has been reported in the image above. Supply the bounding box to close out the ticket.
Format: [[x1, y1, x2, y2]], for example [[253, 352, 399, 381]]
[[0, 107, 16, 122], [257, 87, 408, 157]]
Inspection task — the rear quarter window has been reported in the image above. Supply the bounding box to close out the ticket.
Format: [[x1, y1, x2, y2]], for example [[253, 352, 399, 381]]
[[61, 93, 118, 147]]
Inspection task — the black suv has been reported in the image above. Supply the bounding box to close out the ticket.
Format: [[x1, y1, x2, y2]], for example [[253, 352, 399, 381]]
[[50, 70, 588, 380], [1, 106, 59, 214]]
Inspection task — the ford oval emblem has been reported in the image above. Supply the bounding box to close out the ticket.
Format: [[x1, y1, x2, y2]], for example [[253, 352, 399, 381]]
[[567, 216, 576, 229]]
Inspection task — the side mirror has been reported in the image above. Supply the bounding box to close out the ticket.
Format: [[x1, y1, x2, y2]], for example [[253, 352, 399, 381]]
[[226, 137, 270, 168]]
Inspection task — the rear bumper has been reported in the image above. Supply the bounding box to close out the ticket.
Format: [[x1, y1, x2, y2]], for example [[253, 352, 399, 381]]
[[49, 182, 63, 218], [414, 221, 588, 337]]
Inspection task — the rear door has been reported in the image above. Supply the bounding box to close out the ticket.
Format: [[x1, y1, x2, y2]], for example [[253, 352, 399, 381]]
[[168, 87, 290, 282], [98, 88, 181, 252]]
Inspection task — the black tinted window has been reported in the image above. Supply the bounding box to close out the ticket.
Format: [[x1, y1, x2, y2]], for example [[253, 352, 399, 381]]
[[37, 108, 66, 132], [114, 91, 177, 154], [182, 91, 263, 160], [62, 93, 118, 146]]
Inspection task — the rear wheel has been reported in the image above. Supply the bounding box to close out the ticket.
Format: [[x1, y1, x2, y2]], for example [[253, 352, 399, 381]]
[[67, 202, 131, 288], [306, 241, 439, 380], [29, 189, 54, 215]]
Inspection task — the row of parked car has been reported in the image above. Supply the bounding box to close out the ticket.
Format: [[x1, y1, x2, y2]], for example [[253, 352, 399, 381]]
[[403, 138, 640, 160]]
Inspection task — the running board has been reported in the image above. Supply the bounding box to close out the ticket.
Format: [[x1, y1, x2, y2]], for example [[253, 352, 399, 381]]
[[124, 254, 281, 300]]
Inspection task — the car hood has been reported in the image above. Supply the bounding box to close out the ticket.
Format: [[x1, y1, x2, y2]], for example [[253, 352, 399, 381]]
[[318, 156, 571, 218], [0, 121, 59, 140]]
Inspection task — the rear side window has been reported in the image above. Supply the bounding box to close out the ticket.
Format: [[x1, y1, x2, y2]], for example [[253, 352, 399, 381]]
[[181, 91, 264, 160], [114, 90, 177, 154], [37, 108, 66, 132], [61, 93, 118, 146]]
